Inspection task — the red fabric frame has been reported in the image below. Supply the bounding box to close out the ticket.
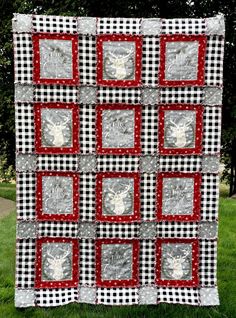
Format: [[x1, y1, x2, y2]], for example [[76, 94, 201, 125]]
[[156, 238, 199, 287], [159, 34, 207, 86], [96, 172, 141, 222], [156, 172, 201, 222], [32, 33, 79, 85], [97, 34, 142, 87], [36, 171, 79, 221], [35, 237, 79, 289], [34, 103, 79, 154], [95, 238, 139, 287], [96, 104, 141, 155], [158, 104, 203, 155]]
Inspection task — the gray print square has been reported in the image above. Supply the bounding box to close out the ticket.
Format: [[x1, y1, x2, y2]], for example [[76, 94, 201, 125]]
[[78, 17, 96, 35], [142, 88, 159, 105], [165, 41, 199, 81], [162, 177, 194, 215], [164, 111, 196, 149], [102, 109, 135, 148], [42, 176, 73, 215], [101, 243, 133, 280], [103, 41, 135, 80], [41, 109, 73, 148], [15, 84, 34, 102], [161, 243, 192, 280], [79, 155, 97, 172], [203, 87, 223, 105], [141, 19, 161, 35], [41, 242, 73, 281], [102, 178, 134, 216], [16, 154, 37, 172], [140, 155, 158, 173], [39, 39, 73, 79], [79, 86, 97, 104]]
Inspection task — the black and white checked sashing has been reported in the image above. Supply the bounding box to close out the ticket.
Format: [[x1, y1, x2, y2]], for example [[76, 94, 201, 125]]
[[13, 14, 224, 307]]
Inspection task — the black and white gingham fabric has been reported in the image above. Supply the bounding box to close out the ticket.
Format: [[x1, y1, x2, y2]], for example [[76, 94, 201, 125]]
[[139, 240, 155, 285], [79, 239, 95, 286], [141, 106, 158, 154], [13, 34, 33, 83], [160, 87, 203, 104], [34, 85, 78, 103], [79, 174, 96, 221], [159, 156, 202, 172], [97, 18, 141, 34], [79, 36, 96, 85], [97, 223, 139, 238], [157, 287, 199, 305], [80, 104, 96, 153], [35, 288, 78, 307], [15, 239, 36, 288], [37, 222, 78, 238], [142, 37, 159, 86], [17, 173, 35, 219], [157, 222, 198, 238], [97, 288, 139, 305], [97, 155, 139, 172], [201, 174, 219, 221], [37, 155, 78, 171], [97, 88, 141, 104], [161, 18, 205, 34], [202, 106, 221, 154], [199, 240, 217, 286], [140, 174, 156, 220], [15, 103, 34, 153], [32, 15, 77, 34]]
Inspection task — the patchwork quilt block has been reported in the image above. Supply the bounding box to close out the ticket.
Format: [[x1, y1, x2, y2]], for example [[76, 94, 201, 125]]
[[13, 13, 224, 307]]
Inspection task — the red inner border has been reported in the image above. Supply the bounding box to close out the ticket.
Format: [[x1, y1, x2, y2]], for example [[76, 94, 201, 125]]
[[156, 238, 199, 287], [96, 104, 141, 155], [36, 171, 79, 221], [35, 237, 79, 289], [97, 34, 142, 87], [95, 238, 139, 287], [159, 35, 207, 86], [96, 172, 141, 222], [156, 172, 201, 222], [158, 104, 204, 155], [34, 103, 79, 154], [32, 33, 79, 85]]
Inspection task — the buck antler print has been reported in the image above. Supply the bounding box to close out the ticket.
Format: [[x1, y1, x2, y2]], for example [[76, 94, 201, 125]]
[[107, 184, 131, 215], [168, 116, 193, 148], [46, 248, 71, 281], [164, 248, 191, 279], [45, 115, 70, 147]]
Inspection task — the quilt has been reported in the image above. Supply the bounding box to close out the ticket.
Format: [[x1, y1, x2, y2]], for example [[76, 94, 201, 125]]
[[13, 13, 224, 307]]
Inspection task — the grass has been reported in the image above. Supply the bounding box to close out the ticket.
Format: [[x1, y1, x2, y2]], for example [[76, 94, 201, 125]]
[[0, 184, 236, 318], [0, 182, 16, 201]]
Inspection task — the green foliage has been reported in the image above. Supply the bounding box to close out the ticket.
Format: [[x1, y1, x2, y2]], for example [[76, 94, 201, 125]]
[[0, 0, 235, 193], [0, 155, 16, 183]]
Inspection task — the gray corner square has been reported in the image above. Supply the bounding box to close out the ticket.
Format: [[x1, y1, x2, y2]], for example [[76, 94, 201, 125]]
[[79, 86, 97, 104], [139, 287, 157, 304], [200, 287, 220, 306], [17, 222, 37, 239], [78, 155, 97, 172], [79, 222, 96, 238], [203, 87, 223, 105], [140, 222, 157, 239], [205, 14, 225, 35], [16, 154, 37, 172], [142, 88, 159, 105], [141, 18, 161, 35], [15, 289, 35, 307], [199, 221, 218, 239], [140, 155, 158, 173], [79, 287, 96, 304], [15, 84, 34, 102], [202, 156, 220, 173], [12, 14, 32, 33], [78, 17, 97, 35]]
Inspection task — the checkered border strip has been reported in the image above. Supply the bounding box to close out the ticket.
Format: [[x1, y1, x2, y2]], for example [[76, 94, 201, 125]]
[[201, 174, 219, 221], [159, 156, 202, 172], [97, 88, 141, 104], [79, 35, 96, 85], [142, 37, 159, 86], [80, 104, 96, 153], [140, 174, 156, 220], [80, 174, 96, 221], [37, 222, 78, 238], [139, 240, 156, 285], [160, 87, 203, 104], [15, 239, 36, 288], [17, 172, 35, 220], [37, 155, 78, 171], [199, 240, 217, 286], [35, 288, 78, 307], [34, 85, 78, 103], [97, 18, 141, 34], [97, 156, 139, 172], [80, 239, 95, 286], [157, 222, 198, 238], [13, 34, 33, 83], [15, 103, 34, 153], [141, 105, 158, 154], [157, 287, 199, 305], [97, 288, 139, 305], [97, 223, 139, 238], [32, 15, 77, 34], [161, 18, 205, 34]]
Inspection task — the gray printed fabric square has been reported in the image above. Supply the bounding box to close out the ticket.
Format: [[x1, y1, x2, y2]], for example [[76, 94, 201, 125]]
[[101, 243, 133, 280], [103, 41, 136, 80], [162, 177, 194, 215], [17, 222, 37, 238], [140, 155, 158, 173], [12, 14, 32, 32], [78, 155, 97, 172], [202, 156, 220, 173], [39, 39, 73, 79], [161, 243, 192, 280], [141, 18, 161, 35], [102, 178, 134, 216], [142, 88, 159, 105], [78, 17, 97, 35], [41, 109, 73, 148], [41, 242, 73, 281], [15, 84, 34, 102], [79, 86, 97, 104], [203, 87, 223, 105], [42, 176, 73, 214], [164, 111, 196, 149], [16, 154, 37, 172], [102, 109, 135, 148], [165, 41, 199, 81]]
